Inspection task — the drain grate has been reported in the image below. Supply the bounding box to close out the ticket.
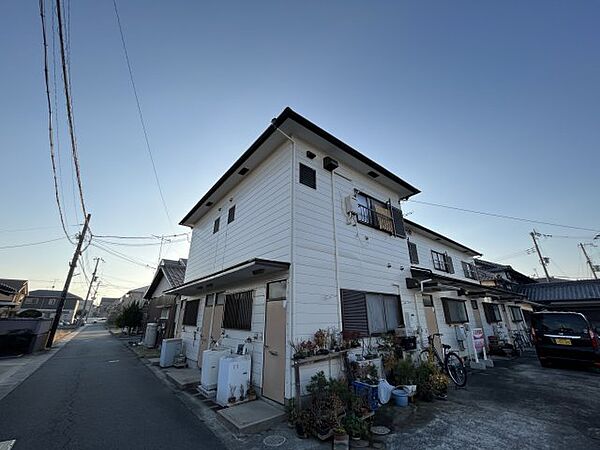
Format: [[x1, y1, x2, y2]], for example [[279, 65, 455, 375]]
[[263, 435, 286, 447]]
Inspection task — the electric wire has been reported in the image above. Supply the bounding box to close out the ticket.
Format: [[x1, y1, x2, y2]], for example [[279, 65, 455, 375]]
[[407, 199, 600, 233], [0, 236, 67, 250], [92, 242, 157, 270], [55, 0, 87, 217], [39, 0, 74, 245], [112, 0, 172, 226]]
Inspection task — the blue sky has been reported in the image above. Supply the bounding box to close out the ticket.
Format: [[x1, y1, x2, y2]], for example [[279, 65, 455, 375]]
[[1, 1, 599, 300]]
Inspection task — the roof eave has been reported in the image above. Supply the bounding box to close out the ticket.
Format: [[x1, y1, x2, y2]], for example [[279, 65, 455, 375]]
[[179, 107, 420, 227]]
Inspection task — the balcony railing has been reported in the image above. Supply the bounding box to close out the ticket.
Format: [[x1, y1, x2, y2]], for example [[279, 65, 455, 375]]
[[357, 204, 394, 234]]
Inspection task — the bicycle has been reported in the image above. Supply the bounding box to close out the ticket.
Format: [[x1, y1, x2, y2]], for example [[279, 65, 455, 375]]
[[511, 331, 530, 355], [420, 333, 468, 387]]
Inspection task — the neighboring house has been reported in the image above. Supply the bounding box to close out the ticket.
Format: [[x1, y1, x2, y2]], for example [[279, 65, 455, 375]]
[[143, 258, 187, 342], [20, 290, 82, 324], [94, 297, 120, 317], [474, 259, 537, 327], [167, 108, 527, 405], [0, 279, 28, 317], [475, 259, 537, 291], [517, 279, 600, 328], [120, 286, 148, 308]]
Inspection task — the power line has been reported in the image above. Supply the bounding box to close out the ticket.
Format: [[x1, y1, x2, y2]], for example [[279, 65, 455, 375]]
[[0, 236, 66, 250], [55, 0, 87, 217], [112, 0, 172, 226], [39, 0, 74, 245], [407, 199, 600, 233], [92, 242, 156, 270]]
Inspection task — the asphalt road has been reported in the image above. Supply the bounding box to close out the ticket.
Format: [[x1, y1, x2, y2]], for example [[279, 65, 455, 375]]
[[0, 324, 223, 450], [378, 351, 600, 450]]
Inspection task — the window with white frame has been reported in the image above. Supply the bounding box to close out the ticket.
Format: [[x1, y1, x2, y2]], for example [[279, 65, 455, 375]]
[[432, 250, 454, 273], [462, 261, 477, 279], [509, 305, 523, 322], [341, 289, 403, 337], [441, 298, 469, 324]]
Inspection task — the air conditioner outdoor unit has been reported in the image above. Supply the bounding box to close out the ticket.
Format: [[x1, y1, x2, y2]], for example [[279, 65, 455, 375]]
[[344, 195, 358, 215]]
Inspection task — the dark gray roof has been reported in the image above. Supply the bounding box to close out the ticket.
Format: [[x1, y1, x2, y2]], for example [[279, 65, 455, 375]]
[[99, 297, 119, 306], [27, 289, 82, 300], [0, 279, 27, 295], [516, 280, 600, 303], [144, 259, 187, 299], [474, 259, 536, 284]]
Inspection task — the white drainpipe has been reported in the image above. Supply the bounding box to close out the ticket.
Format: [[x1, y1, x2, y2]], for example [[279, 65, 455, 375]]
[[271, 122, 296, 400]]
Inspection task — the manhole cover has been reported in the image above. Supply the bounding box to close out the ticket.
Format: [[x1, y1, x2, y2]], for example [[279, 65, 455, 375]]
[[263, 435, 286, 447]]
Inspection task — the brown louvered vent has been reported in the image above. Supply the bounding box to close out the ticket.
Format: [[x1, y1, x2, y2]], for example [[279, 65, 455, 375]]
[[340, 289, 368, 337]]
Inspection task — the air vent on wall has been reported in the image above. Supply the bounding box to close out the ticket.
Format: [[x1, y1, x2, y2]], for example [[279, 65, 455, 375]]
[[367, 171, 379, 178], [238, 167, 249, 175]]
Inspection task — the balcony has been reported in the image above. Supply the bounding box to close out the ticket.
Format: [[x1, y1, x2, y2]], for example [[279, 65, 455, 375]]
[[357, 204, 394, 234]]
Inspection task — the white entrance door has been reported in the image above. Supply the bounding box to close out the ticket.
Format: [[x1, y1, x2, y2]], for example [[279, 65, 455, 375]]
[[262, 281, 287, 404], [423, 295, 442, 355]]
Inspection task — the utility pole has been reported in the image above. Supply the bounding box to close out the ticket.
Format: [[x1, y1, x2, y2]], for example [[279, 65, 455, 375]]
[[47, 213, 91, 348], [79, 257, 104, 324], [530, 229, 551, 282], [87, 280, 101, 318], [579, 243, 598, 280]]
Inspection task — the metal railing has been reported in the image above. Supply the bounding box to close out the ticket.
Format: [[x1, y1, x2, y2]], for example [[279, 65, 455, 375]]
[[357, 204, 394, 233]]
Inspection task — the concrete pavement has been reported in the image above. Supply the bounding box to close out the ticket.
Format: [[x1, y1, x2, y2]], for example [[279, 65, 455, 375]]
[[0, 324, 223, 449]]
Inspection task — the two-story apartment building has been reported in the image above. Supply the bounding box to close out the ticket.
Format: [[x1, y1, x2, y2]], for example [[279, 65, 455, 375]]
[[167, 108, 525, 405]]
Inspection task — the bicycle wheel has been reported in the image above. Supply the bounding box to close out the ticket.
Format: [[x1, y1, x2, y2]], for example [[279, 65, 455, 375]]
[[444, 352, 467, 387]]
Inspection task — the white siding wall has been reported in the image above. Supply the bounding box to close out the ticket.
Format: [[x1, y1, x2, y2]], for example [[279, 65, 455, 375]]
[[188, 273, 288, 392], [408, 230, 479, 283], [184, 142, 292, 282], [153, 275, 171, 298], [291, 138, 417, 344]]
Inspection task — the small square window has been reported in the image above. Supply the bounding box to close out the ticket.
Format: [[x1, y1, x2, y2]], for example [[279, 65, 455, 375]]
[[299, 163, 316, 189], [470, 300, 479, 310], [213, 217, 220, 234], [227, 205, 236, 224]]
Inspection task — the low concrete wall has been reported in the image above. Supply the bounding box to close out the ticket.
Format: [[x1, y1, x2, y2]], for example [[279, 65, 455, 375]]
[[0, 318, 53, 354]]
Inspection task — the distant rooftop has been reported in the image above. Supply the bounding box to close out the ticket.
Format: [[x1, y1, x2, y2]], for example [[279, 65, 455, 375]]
[[516, 279, 600, 303], [27, 289, 82, 300]]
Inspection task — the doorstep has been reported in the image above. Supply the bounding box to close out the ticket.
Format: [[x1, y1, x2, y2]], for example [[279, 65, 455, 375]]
[[217, 399, 285, 434], [164, 367, 201, 389]]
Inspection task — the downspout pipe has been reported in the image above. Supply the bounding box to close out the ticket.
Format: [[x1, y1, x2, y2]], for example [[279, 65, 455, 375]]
[[271, 122, 296, 400]]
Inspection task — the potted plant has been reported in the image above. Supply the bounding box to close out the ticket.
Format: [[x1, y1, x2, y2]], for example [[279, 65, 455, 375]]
[[246, 382, 257, 401], [239, 383, 246, 402], [314, 329, 330, 355], [333, 424, 348, 441], [431, 372, 449, 399], [343, 415, 362, 440], [285, 399, 298, 428], [290, 340, 305, 360], [296, 410, 310, 439]]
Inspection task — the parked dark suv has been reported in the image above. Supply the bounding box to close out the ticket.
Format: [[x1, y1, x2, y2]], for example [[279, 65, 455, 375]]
[[531, 312, 600, 368]]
